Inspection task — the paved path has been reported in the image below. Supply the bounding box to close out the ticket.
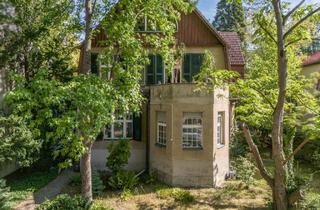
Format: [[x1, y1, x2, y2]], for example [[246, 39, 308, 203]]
[[14, 169, 76, 210]]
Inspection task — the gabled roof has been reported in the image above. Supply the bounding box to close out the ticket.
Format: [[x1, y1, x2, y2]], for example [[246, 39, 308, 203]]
[[303, 51, 320, 66], [193, 8, 228, 48], [219, 32, 245, 66]]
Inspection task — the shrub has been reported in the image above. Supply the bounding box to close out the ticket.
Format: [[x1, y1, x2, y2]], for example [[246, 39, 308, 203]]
[[231, 156, 256, 187], [69, 174, 81, 186], [230, 128, 249, 158], [299, 192, 320, 209], [311, 150, 320, 170], [108, 170, 139, 190], [36, 194, 91, 210], [91, 202, 114, 210], [120, 188, 134, 201], [92, 170, 105, 197], [106, 140, 130, 173], [0, 179, 11, 210], [156, 188, 194, 205], [140, 171, 157, 184]]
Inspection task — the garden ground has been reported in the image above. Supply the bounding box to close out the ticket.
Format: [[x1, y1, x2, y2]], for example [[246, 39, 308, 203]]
[[61, 160, 320, 210], [64, 179, 272, 210]]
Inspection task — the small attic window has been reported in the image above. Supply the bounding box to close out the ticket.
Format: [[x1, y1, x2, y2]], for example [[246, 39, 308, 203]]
[[135, 16, 178, 33]]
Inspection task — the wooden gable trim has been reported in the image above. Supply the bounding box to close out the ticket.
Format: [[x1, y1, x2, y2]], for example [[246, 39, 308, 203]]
[[193, 8, 227, 47]]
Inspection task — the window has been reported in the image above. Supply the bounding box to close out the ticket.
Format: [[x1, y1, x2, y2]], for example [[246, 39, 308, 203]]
[[183, 53, 204, 82], [135, 16, 178, 33], [104, 112, 133, 140], [217, 112, 225, 146], [91, 53, 100, 76], [135, 16, 159, 32], [157, 112, 167, 146], [146, 54, 164, 85], [182, 113, 202, 149]]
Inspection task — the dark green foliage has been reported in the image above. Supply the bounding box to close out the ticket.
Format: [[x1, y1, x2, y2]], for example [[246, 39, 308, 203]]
[[230, 129, 249, 158], [69, 174, 81, 187], [106, 140, 131, 173], [92, 170, 104, 197], [1, 0, 78, 83], [0, 115, 40, 167], [0, 179, 11, 210], [231, 156, 256, 187], [212, 0, 245, 40], [36, 194, 91, 210], [140, 171, 158, 185], [108, 170, 139, 190]]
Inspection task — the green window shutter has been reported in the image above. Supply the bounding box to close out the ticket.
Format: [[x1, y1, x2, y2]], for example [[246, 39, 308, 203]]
[[146, 54, 164, 85], [155, 55, 163, 84], [91, 53, 99, 75], [183, 54, 191, 82], [146, 55, 155, 85], [183, 54, 204, 82], [133, 114, 142, 141], [191, 54, 203, 80]]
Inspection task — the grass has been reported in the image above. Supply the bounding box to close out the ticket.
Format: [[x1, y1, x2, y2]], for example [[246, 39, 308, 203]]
[[63, 179, 271, 210], [59, 161, 320, 209], [5, 168, 58, 208]]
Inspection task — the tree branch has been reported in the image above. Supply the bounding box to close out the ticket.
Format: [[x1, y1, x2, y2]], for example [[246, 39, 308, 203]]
[[283, 0, 306, 24], [284, 6, 320, 39], [240, 122, 274, 186], [283, 139, 310, 165], [257, 19, 277, 44]]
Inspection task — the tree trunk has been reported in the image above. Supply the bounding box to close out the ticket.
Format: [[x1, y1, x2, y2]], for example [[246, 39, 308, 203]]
[[272, 0, 288, 209], [79, 0, 93, 74], [80, 141, 93, 201], [79, 0, 93, 201]]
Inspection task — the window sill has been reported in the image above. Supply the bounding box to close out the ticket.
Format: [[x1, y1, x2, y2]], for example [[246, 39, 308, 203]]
[[155, 143, 166, 148], [103, 138, 132, 141], [217, 144, 225, 149], [182, 146, 203, 151]]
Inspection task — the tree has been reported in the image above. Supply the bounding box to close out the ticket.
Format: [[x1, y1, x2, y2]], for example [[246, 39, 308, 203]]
[[3, 0, 194, 202], [197, 1, 320, 209], [212, 0, 245, 40], [0, 0, 79, 84], [0, 114, 40, 167]]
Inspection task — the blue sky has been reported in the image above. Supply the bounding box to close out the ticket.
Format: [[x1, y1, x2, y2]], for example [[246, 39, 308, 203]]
[[197, 0, 320, 22], [197, 0, 218, 22]]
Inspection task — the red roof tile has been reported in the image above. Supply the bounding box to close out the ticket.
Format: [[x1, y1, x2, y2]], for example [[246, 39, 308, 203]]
[[219, 32, 245, 66], [303, 51, 320, 66]]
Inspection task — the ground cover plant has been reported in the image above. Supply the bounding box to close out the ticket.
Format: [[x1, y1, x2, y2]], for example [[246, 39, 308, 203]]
[[4, 168, 58, 208]]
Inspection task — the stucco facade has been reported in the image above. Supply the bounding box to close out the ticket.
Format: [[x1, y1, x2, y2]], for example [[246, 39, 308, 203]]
[[149, 84, 230, 187], [302, 63, 320, 77]]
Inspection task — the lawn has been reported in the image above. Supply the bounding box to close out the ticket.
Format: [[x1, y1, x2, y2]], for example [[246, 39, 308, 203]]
[[4, 168, 58, 208]]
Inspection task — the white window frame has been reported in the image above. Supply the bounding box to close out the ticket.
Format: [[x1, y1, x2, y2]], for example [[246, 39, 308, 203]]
[[217, 112, 225, 146], [104, 113, 133, 140], [136, 16, 178, 33], [157, 121, 167, 146], [182, 113, 203, 149]]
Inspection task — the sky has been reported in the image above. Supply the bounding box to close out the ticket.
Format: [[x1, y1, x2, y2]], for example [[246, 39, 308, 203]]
[[197, 0, 320, 22]]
